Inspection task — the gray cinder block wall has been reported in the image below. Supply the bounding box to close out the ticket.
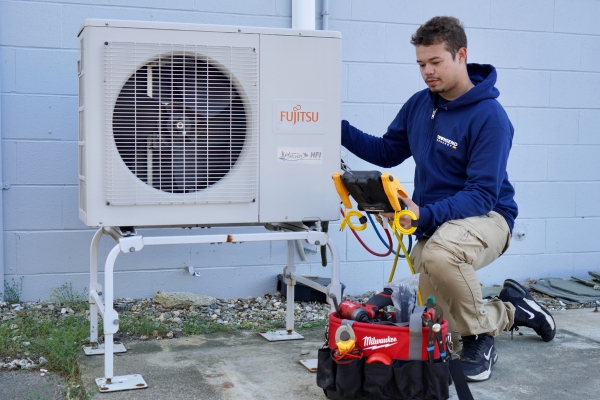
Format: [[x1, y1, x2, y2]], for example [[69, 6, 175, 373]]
[[1, 0, 598, 301]]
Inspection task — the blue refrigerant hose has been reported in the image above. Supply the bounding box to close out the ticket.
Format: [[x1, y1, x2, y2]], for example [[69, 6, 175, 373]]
[[367, 213, 413, 258]]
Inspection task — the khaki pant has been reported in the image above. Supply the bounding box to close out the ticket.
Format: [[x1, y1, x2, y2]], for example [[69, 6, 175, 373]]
[[411, 211, 515, 345]]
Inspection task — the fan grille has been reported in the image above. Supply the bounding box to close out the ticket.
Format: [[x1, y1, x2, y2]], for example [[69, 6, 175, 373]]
[[105, 43, 258, 205]]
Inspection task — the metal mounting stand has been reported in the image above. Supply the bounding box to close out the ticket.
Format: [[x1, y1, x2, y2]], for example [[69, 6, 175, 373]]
[[84, 226, 341, 393]]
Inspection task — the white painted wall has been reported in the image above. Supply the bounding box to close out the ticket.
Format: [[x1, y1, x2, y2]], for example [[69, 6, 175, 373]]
[[1, 0, 598, 301]]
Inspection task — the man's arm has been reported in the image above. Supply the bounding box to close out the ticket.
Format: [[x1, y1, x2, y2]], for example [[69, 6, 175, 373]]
[[341, 108, 412, 168]]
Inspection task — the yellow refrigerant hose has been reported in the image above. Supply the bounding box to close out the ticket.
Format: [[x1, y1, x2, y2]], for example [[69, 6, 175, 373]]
[[387, 209, 424, 306]]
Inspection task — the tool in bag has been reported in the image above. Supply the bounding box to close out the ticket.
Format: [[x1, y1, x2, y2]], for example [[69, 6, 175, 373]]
[[338, 301, 378, 323], [317, 294, 474, 400]]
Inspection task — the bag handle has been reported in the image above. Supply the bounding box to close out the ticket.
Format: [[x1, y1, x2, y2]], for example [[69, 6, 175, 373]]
[[408, 305, 426, 360]]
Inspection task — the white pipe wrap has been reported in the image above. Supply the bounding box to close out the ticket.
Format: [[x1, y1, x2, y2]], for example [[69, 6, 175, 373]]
[[292, 0, 315, 30]]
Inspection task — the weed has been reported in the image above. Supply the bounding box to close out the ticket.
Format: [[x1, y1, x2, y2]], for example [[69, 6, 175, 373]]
[[49, 283, 88, 310], [182, 316, 234, 335], [3, 277, 23, 304], [119, 312, 168, 337]]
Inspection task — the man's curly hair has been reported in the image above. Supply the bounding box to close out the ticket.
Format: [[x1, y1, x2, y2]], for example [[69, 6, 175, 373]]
[[411, 16, 467, 59]]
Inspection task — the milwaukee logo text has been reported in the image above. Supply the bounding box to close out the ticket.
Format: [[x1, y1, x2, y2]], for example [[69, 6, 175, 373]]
[[279, 104, 319, 125], [362, 335, 398, 351], [437, 135, 458, 149]]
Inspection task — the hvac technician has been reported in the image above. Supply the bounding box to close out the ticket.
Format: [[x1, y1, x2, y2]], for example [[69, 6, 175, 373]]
[[341, 16, 556, 382]]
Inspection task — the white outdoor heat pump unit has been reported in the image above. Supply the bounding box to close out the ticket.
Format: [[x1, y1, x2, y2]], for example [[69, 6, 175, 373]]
[[77, 19, 341, 228]]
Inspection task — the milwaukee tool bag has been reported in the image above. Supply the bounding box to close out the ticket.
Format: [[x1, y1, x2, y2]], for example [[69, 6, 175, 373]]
[[317, 309, 474, 400]]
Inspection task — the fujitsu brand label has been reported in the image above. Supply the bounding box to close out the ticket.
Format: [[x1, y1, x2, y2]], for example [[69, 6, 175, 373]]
[[362, 335, 398, 351], [274, 100, 325, 134]]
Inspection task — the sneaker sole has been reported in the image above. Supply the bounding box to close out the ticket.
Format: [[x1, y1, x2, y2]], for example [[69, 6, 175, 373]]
[[465, 353, 498, 382]]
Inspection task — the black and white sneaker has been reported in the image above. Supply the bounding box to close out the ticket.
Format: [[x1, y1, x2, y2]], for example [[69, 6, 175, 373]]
[[460, 334, 497, 382], [499, 279, 556, 342]]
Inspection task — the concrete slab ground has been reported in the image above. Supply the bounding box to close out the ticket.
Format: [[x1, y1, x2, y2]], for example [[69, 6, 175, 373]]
[[74, 308, 600, 400]]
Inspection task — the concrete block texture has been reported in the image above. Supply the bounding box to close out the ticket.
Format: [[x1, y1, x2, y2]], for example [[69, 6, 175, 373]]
[[338, 261, 387, 295], [490, 0, 554, 32], [110, 0, 194, 10], [573, 252, 600, 277], [1, 94, 62, 140], [0, 1, 62, 47], [554, 0, 600, 35], [579, 110, 600, 144], [505, 219, 546, 255], [16, 49, 79, 95], [423, 0, 491, 28], [60, 5, 154, 49], [4, 186, 64, 230], [351, 0, 421, 24], [516, 108, 579, 145], [468, 30, 581, 72], [513, 182, 577, 219], [385, 23, 420, 64], [507, 145, 548, 182], [576, 183, 600, 217], [2, 0, 600, 301], [330, 20, 386, 62], [551, 71, 600, 109], [15, 230, 97, 275], [548, 146, 600, 181], [580, 36, 600, 72], [15, 141, 78, 184], [495, 69, 551, 107], [1, 47, 16, 93], [348, 63, 420, 103], [546, 217, 600, 253], [477, 253, 574, 284], [342, 104, 384, 136], [193, 0, 278, 16]]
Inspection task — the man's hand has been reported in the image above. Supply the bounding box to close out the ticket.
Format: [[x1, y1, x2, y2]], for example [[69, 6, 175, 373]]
[[381, 196, 420, 230], [398, 196, 420, 230]]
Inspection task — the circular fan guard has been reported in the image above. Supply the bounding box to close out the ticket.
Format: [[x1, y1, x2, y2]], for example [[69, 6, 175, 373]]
[[112, 54, 247, 193]]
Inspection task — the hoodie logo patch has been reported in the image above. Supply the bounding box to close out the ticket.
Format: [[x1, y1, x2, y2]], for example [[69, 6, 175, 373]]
[[437, 135, 458, 149]]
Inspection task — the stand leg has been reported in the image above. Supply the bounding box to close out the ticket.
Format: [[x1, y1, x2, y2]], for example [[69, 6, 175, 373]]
[[259, 239, 303, 342], [326, 239, 342, 313], [89, 228, 103, 344], [286, 240, 296, 334], [94, 243, 147, 392]]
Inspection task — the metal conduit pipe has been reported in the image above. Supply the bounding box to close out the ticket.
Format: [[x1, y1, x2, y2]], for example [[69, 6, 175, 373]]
[[0, 69, 4, 300], [292, 0, 316, 30], [322, 0, 330, 30]]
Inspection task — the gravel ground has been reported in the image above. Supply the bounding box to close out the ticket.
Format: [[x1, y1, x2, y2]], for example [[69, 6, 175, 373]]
[[1, 284, 597, 372]]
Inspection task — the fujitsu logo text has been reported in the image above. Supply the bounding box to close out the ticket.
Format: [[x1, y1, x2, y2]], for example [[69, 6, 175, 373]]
[[279, 104, 319, 124], [362, 336, 398, 350]]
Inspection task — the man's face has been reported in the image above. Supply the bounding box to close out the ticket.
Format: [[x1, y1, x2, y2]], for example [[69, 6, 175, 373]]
[[416, 42, 466, 96]]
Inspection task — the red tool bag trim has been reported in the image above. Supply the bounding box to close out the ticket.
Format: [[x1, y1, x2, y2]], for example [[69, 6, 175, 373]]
[[327, 312, 448, 360]]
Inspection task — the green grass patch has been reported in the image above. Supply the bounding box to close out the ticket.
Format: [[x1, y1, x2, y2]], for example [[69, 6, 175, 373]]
[[1, 295, 328, 399]]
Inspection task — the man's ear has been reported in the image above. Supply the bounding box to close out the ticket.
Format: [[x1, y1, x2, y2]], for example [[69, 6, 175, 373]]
[[457, 47, 468, 63]]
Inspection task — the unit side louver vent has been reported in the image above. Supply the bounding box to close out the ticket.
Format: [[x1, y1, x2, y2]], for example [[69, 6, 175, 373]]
[[104, 43, 258, 205]]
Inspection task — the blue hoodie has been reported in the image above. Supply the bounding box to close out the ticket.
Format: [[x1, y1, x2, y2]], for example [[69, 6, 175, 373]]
[[341, 64, 518, 238]]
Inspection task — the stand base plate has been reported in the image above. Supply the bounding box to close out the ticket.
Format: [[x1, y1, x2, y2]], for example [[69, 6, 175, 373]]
[[96, 374, 147, 392], [84, 343, 127, 356], [299, 358, 318, 372], [259, 329, 304, 341]]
